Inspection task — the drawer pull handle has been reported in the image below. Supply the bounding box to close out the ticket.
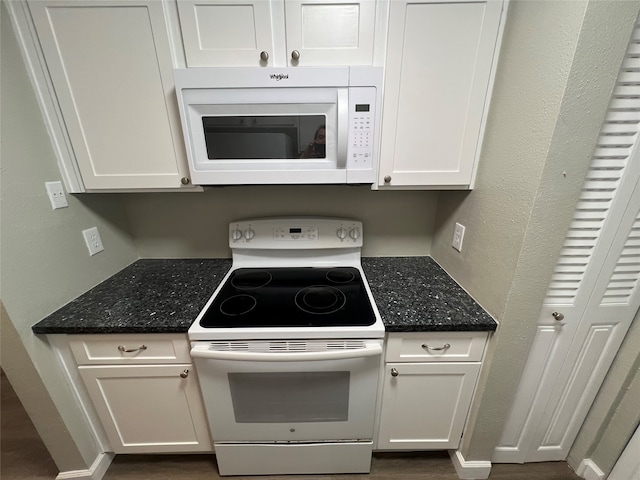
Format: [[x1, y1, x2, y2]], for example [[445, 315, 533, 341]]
[[118, 345, 147, 353], [390, 368, 399, 377], [180, 369, 189, 378], [422, 343, 451, 351]]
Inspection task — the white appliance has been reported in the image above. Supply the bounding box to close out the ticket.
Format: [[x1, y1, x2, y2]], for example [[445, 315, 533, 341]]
[[174, 68, 383, 186], [189, 217, 385, 476]]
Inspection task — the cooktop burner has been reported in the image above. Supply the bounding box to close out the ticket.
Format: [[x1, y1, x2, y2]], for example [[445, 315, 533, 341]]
[[199, 267, 377, 328]]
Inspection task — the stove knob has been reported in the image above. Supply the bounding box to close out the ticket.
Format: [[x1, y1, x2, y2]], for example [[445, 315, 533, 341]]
[[336, 227, 347, 240], [231, 228, 243, 241], [244, 228, 255, 241], [349, 228, 361, 240]]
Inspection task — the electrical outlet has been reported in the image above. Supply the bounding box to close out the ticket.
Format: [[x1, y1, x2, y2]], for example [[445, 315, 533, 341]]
[[82, 227, 104, 256], [45, 181, 68, 209], [452, 223, 465, 252]]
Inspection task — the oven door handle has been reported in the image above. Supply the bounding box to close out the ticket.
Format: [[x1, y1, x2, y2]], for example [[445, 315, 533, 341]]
[[190, 343, 383, 362]]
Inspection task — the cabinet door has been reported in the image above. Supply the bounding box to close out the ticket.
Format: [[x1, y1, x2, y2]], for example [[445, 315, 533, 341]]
[[378, 0, 504, 188], [78, 364, 212, 453], [284, 0, 376, 66], [177, 0, 276, 67], [377, 362, 481, 450], [27, 0, 191, 190]]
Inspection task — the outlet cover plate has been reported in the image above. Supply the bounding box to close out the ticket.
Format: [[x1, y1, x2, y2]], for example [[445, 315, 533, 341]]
[[82, 227, 104, 256], [452, 223, 465, 252]]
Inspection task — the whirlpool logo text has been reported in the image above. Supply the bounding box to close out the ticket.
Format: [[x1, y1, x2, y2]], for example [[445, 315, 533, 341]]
[[269, 74, 289, 81]]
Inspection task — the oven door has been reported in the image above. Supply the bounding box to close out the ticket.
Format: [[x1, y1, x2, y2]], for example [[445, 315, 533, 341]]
[[191, 339, 382, 442]]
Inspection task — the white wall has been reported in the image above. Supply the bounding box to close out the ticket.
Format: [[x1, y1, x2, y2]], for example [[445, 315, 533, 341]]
[[123, 187, 438, 258]]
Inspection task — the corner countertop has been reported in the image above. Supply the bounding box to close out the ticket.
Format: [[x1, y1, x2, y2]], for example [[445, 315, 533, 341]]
[[361, 257, 496, 332], [32, 257, 496, 335]]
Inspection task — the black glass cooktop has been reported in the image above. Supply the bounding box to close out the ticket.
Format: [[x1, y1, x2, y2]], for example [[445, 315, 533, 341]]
[[199, 267, 377, 328]]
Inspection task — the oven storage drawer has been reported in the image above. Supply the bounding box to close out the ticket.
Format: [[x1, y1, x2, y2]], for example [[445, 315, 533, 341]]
[[214, 442, 373, 476], [69, 333, 192, 365], [385, 332, 488, 363]]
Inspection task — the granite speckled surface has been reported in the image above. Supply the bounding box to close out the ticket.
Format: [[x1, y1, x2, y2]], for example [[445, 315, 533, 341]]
[[32, 259, 231, 334], [361, 257, 496, 332], [32, 257, 496, 334]]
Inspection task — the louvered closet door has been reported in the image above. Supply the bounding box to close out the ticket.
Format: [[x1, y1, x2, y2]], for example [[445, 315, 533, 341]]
[[494, 21, 640, 464]]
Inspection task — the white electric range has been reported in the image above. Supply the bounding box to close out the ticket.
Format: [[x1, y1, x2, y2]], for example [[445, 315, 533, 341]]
[[188, 217, 384, 476]]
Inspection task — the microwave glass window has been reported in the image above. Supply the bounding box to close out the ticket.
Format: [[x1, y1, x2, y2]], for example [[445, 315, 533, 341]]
[[202, 115, 326, 160], [228, 371, 350, 423]]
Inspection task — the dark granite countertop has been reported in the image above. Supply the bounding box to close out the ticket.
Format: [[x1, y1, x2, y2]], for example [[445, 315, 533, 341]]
[[32, 257, 496, 334], [32, 259, 232, 334], [362, 257, 496, 332]]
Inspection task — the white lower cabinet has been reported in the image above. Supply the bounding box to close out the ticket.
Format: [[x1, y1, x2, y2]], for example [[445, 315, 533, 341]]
[[377, 332, 487, 450], [69, 334, 212, 454]]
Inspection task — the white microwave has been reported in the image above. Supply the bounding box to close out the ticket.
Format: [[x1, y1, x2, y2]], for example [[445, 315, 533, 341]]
[[173, 67, 382, 186]]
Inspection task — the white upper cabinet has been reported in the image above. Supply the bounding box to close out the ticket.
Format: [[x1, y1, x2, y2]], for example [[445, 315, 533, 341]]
[[177, 0, 276, 67], [177, 0, 381, 67], [283, 0, 377, 66], [378, 0, 507, 189], [23, 0, 193, 191]]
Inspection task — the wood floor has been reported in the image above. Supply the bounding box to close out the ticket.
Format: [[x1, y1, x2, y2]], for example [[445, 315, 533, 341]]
[[2, 370, 582, 480], [1, 370, 58, 480], [103, 452, 582, 480]]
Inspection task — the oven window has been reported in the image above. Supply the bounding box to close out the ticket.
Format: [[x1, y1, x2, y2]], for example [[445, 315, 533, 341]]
[[228, 372, 349, 423], [202, 115, 326, 160]]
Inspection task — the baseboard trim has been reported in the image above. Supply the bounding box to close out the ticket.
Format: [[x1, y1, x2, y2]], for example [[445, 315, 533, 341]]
[[576, 459, 605, 480], [449, 450, 492, 479], [56, 452, 114, 480]]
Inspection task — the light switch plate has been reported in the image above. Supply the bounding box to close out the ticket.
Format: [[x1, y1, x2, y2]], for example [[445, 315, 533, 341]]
[[82, 227, 104, 256], [45, 181, 68, 209], [452, 223, 465, 252]]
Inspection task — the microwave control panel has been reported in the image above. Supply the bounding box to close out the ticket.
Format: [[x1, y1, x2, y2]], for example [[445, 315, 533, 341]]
[[347, 87, 377, 172]]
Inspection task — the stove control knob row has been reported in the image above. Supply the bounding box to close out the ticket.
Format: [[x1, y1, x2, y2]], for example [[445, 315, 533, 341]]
[[231, 228, 255, 242], [336, 227, 362, 241]]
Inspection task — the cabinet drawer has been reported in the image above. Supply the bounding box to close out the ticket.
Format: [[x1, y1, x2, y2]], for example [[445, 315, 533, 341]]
[[385, 332, 488, 362], [69, 334, 191, 365]]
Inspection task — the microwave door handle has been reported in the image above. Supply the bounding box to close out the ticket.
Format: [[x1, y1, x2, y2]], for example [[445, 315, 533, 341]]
[[336, 88, 349, 169], [190, 343, 382, 362]]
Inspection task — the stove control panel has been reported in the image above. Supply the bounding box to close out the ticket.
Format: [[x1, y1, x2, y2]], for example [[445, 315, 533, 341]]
[[229, 218, 363, 248], [274, 226, 319, 240]]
